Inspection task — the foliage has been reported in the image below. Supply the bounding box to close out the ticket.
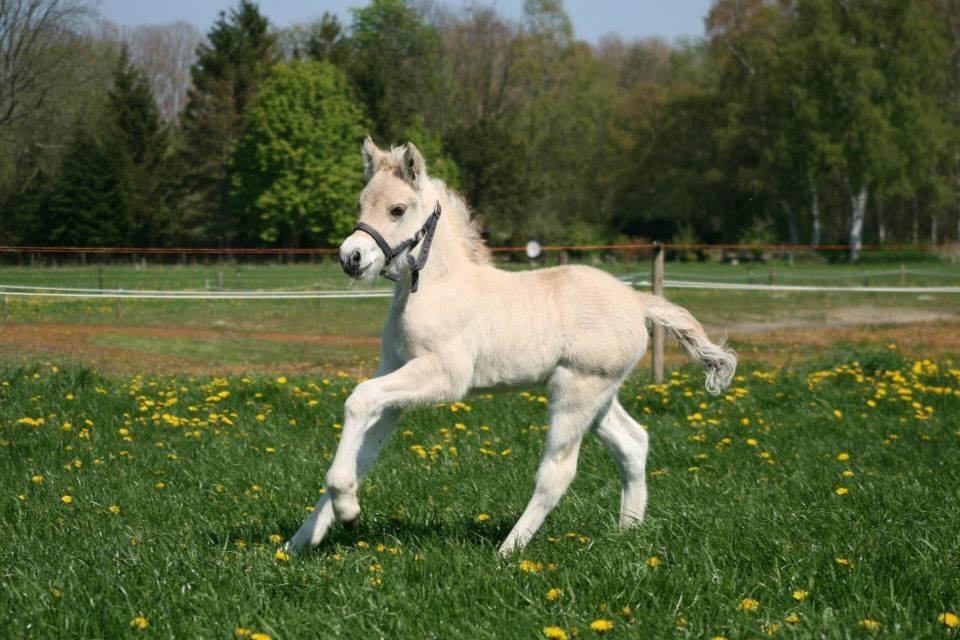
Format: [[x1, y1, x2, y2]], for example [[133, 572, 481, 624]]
[[178, 0, 277, 245], [230, 61, 366, 247]]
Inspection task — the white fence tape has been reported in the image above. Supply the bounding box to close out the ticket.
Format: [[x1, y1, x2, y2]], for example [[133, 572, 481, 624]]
[[1, 277, 958, 300]]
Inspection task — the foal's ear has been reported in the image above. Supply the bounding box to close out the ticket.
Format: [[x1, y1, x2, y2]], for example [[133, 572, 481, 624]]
[[362, 136, 382, 181], [401, 143, 426, 188]]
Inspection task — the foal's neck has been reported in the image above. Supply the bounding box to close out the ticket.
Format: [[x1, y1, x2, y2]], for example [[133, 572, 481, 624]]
[[408, 183, 476, 286]]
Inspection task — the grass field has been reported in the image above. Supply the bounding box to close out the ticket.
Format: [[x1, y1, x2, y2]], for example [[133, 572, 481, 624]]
[[2, 349, 959, 638]]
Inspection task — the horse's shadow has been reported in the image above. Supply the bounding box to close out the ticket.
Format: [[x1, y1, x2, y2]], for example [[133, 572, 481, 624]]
[[208, 515, 516, 556]]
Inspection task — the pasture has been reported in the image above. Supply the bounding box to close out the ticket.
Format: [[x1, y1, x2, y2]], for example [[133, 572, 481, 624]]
[[1, 257, 959, 638], [1, 350, 959, 638]]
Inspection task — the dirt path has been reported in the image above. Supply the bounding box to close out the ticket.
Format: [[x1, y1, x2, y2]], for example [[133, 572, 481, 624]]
[[0, 318, 956, 375]]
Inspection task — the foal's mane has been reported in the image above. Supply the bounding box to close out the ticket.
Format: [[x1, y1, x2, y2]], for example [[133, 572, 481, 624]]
[[379, 145, 491, 265]]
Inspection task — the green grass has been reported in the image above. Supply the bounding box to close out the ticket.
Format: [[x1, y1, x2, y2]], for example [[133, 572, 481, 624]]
[[1, 351, 959, 638]]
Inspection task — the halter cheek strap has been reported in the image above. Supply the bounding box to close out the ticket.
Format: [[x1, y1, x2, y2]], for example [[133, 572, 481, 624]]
[[352, 201, 442, 293]]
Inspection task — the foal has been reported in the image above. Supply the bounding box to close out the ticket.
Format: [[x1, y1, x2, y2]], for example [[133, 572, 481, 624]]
[[286, 139, 736, 556]]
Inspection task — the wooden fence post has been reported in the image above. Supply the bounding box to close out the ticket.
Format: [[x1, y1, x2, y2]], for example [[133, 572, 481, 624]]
[[651, 242, 665, 384]]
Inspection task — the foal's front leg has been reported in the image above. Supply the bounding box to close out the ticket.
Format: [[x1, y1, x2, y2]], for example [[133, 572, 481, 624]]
[[324, 356, 463, 529], [285, 408, 399, 553]]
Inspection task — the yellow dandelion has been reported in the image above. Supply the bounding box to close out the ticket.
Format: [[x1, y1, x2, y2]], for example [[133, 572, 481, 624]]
[[646, 555, 661, 567], [129, 616, 149, 630], [835, 487, 849, 496], [250, 633, 272, 640], [738, 598, 760, 613], [746, 438, 758, 446], [837, 452, 850, 461], [475, 513, 490, 523], [519, 559, 543, 573], [108, 504, 121, 514], [792, 589, 809, 601], [234, 628, 250, 637], [833, 409, 843, 418], [31, 474, 44, 484], [835, 557, 852, 567], [590, 619, 615, 633], [546, 588, 562, 602], [276, 376, 287, 385], [543, 626, 568, 640], [841, 470, 855, 478], [939, 612, 960, 628], [763, 622, 781, 635], [269, 533, 283, 544], [60, 495, 73, 504], [858, 619, 882, 631], [273, 549, 290, 562], [785, 613, 801, 624]]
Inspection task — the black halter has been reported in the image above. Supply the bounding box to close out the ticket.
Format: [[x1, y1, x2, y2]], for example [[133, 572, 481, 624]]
[[352, 201, 442, 293]]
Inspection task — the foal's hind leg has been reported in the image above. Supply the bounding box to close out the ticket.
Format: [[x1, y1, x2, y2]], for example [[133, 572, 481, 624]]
[[594, 399, 649, 528], [498, 370, 617, 556]]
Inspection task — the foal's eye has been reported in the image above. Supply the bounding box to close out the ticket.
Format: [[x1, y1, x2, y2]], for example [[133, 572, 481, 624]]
[[390, 205, 406, 219]]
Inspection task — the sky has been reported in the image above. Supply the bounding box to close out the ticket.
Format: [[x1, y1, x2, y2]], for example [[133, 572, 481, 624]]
[[96, 0, 713, 44]]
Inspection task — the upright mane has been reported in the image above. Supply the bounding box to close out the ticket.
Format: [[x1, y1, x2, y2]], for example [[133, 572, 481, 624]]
[[376, 145, 491, 265]]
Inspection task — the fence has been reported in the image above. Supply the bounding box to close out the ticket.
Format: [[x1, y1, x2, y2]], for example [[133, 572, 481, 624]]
[[1, 242, 958, 381]]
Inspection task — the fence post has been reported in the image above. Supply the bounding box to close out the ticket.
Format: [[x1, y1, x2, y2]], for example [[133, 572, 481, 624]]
[[217, 270, 224, 291], [651, 242, 665, 384]]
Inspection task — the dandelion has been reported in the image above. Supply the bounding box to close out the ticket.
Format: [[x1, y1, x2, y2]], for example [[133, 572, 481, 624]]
[[519, 559, 544, 573], [129, 616, 149, 630], [858, 619, 882, 631], [543, 626, 568, 640], [837, 452, 850, 461], [762, 622, 781, 635], [785, 613, 801, 624], [646, 556, 661, 567], [792, 589, 809, 601], [269, 533, 282, 543], [834, 557, 853, 567], [274, 549, 290, 562], [746, 438, 758, 446], [833, 409, 843, 418], [276, 376, 287, 385], [939, 612, 960, 628], [841, 470, 855, 478], [590, 619, 615, 633], [546, 588, 562, 602], [738, 598, 760, 613], [108, 504, 121, 514], [154, 481, 166, 489], [835, 487, 849, 496], [250, 633, 272, 640], [31, 474, 43, 484], [60, 495, 73, 504], [235, 628, 250, 637], [475, 513, 490, 523]]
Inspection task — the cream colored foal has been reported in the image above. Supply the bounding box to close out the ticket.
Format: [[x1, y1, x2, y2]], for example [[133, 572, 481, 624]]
[[286, 139, 736, 556]]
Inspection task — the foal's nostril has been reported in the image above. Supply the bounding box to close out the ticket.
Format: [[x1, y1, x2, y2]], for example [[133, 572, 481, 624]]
[[350, 250, 361, 265]]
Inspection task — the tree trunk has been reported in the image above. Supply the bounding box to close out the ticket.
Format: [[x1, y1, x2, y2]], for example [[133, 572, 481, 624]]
[[930, 214, 937, 245], [912, 196, 919, 244], [810, 180, 821, 246], [876, 197, 885, 244], [781, 199, 799, 245], [848, 184, 867, 263]]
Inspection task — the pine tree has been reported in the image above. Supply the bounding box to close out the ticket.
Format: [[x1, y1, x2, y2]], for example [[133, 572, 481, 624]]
[[178, 0, 277, 246], [109, 47, 174, 246]]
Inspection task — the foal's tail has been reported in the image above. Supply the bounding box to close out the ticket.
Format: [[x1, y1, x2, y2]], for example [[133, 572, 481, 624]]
[[644, 296, 737, 395]]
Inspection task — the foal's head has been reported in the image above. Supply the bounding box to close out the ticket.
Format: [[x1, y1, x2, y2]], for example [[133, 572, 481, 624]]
[[338, 137, 432, 281]]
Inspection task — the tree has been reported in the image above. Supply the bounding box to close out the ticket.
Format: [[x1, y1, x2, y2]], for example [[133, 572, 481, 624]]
[[230, 61, 366, 247], [178, 0, 277, 246], [346, 0, 439, 142], [0, 0, 92, 128], [108, 46, 174, 245]]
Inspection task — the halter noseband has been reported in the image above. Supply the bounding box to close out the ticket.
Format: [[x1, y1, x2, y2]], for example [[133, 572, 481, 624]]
[[352, 201, 442, 293]]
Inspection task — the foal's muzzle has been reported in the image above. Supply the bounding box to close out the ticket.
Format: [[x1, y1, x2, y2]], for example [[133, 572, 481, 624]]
[[339, 249, 363, 277]]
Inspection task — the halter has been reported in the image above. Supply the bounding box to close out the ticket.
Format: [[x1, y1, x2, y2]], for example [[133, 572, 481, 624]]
[[352, 201, 442, 293]]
